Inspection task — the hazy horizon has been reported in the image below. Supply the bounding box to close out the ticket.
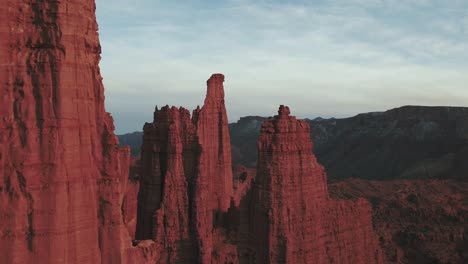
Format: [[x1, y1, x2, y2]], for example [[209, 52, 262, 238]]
[[95, 0, 468, 134]]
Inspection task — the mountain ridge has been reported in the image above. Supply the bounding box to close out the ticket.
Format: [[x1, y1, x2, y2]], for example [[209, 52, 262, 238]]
[[119, 105, 468, 181]]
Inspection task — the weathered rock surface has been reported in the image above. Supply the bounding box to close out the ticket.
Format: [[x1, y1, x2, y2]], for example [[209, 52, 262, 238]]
[[250, 106, 383, 263], [0, 1, 137, 263]]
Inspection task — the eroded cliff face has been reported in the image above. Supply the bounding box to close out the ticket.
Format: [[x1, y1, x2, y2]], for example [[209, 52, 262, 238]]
[[250, 106, 384, 263], [0, 1, 132, 263]]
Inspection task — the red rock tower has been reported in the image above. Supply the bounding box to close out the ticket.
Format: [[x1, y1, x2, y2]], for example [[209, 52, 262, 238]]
[[192, 74, 234, 263], [0, 1, 132, 263], [195, 73, 234, 212], [252, 105, 384, 263]]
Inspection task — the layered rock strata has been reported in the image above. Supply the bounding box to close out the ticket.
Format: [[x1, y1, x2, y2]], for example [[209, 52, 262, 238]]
[[0, 1, 134, 263]]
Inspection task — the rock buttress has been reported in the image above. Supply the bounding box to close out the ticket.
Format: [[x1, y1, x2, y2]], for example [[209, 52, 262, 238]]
[[251, 105, 384, 263], [0, 1, 133, 263]]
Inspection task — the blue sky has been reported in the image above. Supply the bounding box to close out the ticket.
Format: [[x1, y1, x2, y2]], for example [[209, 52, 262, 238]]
[[96, 0, 468, 134]]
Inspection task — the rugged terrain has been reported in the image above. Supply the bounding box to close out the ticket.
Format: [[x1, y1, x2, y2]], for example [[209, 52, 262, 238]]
[[330, 179, 468, 264]]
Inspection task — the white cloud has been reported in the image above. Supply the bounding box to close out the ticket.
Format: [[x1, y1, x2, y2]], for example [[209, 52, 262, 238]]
[[95, 0, 468, 133]]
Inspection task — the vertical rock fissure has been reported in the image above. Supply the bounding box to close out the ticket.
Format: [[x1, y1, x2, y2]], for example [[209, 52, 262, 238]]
[[16, 170, 34, 251]]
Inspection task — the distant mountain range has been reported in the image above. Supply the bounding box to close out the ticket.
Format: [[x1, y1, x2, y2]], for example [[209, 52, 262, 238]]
[[117, 131, 143, 157], [118, 106, 468, 181]]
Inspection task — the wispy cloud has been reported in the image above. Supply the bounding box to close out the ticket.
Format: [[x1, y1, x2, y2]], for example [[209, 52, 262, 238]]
[[96, 0, 468, 133]]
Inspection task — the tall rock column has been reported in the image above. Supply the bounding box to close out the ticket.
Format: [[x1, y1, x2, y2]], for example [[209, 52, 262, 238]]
[[192, 74, 234, 263], [194, 73, 234, 211], [252, 105, 383, 263], [0, 1, 132, 263]]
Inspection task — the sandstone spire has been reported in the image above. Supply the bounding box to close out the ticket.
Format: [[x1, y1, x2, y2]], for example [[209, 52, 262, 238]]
[[192, 74, 234, 262], [196, 73, 233, 212]]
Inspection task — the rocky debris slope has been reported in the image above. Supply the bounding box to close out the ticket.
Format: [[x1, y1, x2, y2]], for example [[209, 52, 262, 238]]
[[0, 1, 134, 263], [135, 77, 384, 263], [330, 179, 468, 263]]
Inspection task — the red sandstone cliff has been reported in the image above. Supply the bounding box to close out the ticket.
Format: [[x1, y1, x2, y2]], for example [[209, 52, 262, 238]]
[[0, 1, 133, 263], [251, 106, 384, 263]]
